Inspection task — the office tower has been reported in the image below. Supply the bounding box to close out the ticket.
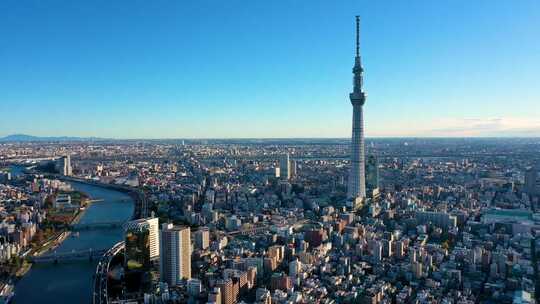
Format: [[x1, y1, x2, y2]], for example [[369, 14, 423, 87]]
[[279, 153, 291, 180], [160, 223, 191, 285], [525, 166, 538, 196], [125, 217, 159, 261], [290, 159, 297, 178], [195, 227, 210, 250], [124, 221, 152, 272], [56, 155, 72, 176], [347, 16, 367, 199], [64, 155, 72, 176], [366, 155, 379, 191], [124, 218, 159, 292]]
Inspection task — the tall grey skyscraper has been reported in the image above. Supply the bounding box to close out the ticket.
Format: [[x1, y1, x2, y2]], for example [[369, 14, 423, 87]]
[[348, 16, 367, 199], [160, 223, 191, 285]]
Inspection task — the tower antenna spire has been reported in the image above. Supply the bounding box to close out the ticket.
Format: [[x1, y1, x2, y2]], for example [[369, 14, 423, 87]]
[[355, 15, 360, 57]]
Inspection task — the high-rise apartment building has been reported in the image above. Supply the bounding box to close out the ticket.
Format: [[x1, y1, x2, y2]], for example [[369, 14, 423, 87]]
[[160, 223, 191, 285], [347, 16, 367, 200], [216, 278, 235, 304]]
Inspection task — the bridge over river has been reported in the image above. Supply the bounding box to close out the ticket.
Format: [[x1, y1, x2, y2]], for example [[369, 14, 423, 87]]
[[70, 221, 125, 231], [30, 248, 109, 264]]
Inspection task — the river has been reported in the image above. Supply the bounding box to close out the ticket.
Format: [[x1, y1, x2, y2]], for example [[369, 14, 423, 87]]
[[13, 181, 134, 304]]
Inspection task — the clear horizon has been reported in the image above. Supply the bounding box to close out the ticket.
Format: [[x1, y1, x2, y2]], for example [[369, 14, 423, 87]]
[[1, 0, 539, 138], [3, 133, 540, 140]]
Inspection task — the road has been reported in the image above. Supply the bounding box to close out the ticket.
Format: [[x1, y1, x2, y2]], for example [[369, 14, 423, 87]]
[[92, 241, 125, 304]]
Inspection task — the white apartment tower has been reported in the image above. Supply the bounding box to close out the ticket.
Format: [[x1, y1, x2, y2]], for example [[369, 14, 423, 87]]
[[147, 217, 160, 260], [347, 16, 367, 199], [160, 223, 191, 285]]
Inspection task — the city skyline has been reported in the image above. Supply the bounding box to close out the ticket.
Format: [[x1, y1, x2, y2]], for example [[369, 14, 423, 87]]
[[2, 2, 540, 303], [1, 0, 539, 138]]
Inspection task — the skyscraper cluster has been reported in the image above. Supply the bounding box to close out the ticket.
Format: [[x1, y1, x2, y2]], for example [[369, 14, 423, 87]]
[[124, 217, 191, 291]]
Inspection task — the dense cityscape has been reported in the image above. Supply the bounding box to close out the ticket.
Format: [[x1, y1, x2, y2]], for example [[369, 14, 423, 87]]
[[1, 32, 540, 302], [0, 137, 540, 304], [1, 2, 539, 304]]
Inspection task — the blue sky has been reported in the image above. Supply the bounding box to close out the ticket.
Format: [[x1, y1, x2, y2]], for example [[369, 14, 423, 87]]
[[1, 0, 539, 138]]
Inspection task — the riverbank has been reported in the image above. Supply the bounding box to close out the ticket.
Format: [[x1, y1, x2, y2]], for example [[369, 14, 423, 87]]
[[53, 175, 145, 220], [14, 261, 32, 278], [30, 192, 94, 257], [32, 230, 70, 256], [14, 181, 135, 304]]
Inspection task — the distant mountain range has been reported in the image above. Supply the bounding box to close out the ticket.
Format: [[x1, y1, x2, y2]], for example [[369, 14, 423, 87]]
[[0, 134, 106, 142]]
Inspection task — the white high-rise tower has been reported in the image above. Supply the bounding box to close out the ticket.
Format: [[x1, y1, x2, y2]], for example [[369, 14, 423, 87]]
[[348, 16, 367, 199], [160, 223, 191, 285]]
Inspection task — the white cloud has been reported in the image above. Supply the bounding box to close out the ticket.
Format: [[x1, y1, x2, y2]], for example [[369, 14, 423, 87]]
[[429, 117, 540, 136], [368, 117, 540, 137]]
